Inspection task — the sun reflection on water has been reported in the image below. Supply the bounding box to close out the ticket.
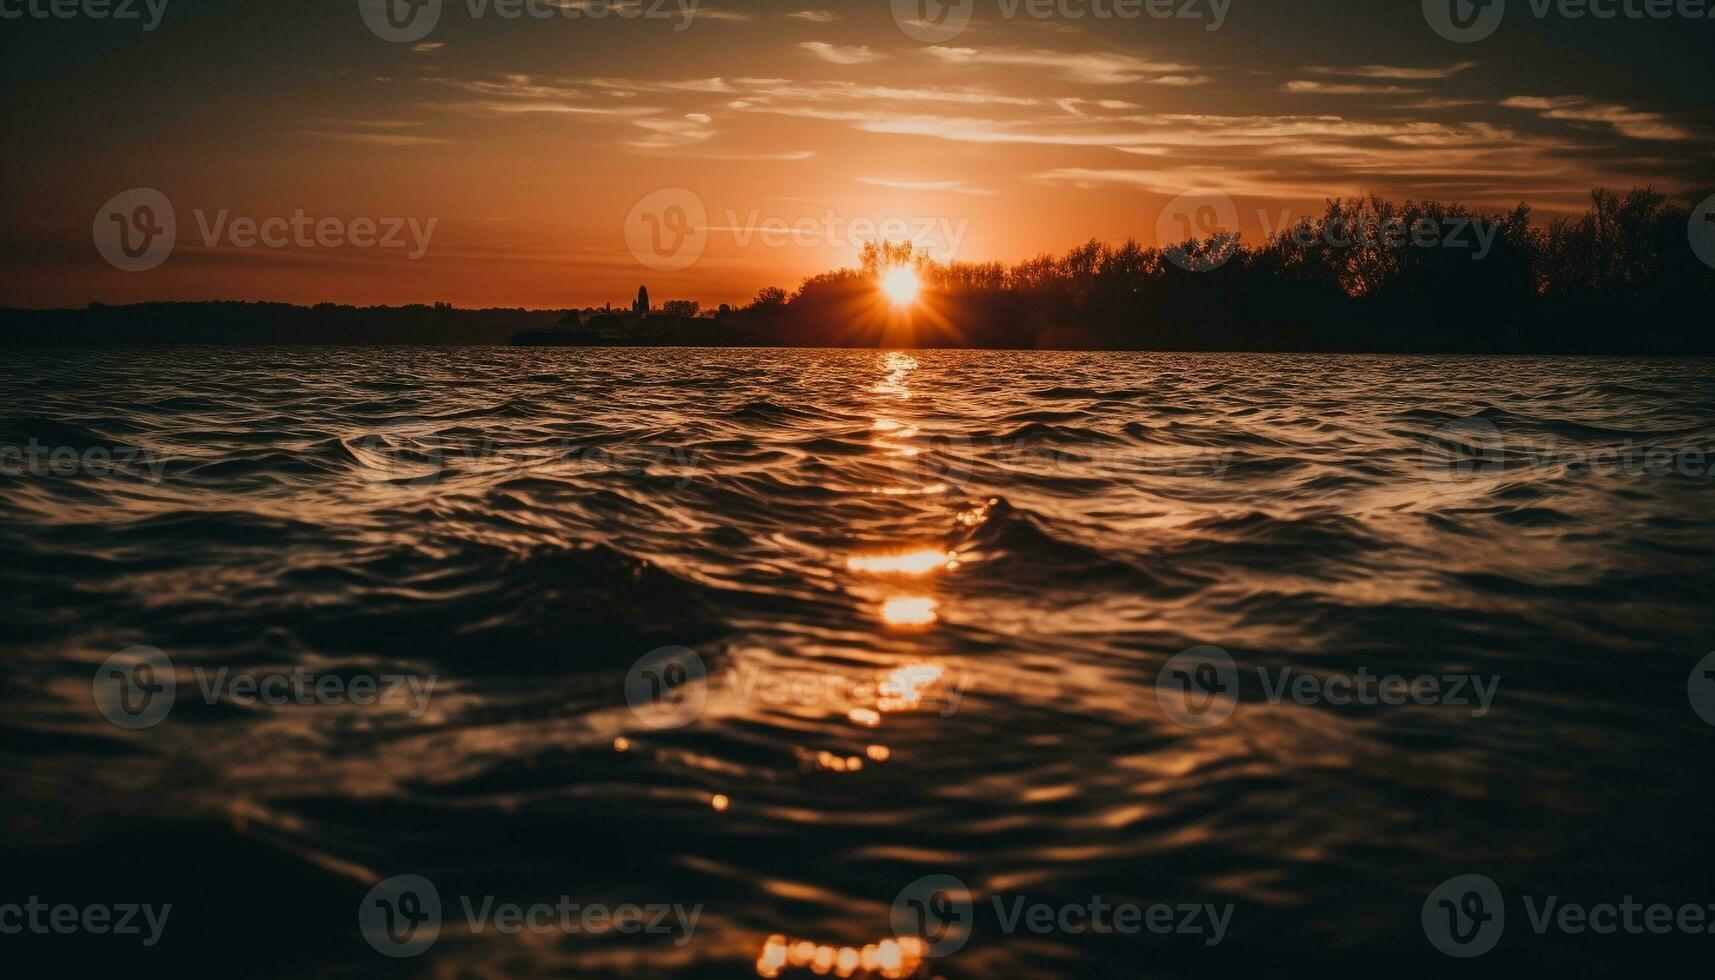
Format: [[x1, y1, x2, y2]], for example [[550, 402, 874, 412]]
[[879, 596, 938, 627], [878, 663, 945, 712], [845, 549, 959, 576], [755, 934, 926, 979]]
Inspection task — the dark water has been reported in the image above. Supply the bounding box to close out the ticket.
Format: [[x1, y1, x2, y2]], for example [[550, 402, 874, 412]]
[[3, 347, 1714, 978]]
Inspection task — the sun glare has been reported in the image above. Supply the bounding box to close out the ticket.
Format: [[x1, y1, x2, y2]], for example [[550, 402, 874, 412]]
[[879, 265, 921, 307]]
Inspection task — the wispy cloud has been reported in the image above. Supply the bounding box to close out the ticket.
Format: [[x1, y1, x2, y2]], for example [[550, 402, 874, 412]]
[[684, 4, 751, 21], [300, 120, 448, 146], [786, 9, 837, 22], [799, 41, 887, 65], [627, 112, 716, 148], [1031, 167, 1361, 200], [1283, 80, 1423, 96], [926, 47, 1197, 85], [600, 75, 1041, 108], [436, 75, 662, 116], [857, 177, 997, 196], [301, 130, 450, 146], [1054, 97, 1141, 115], [1500, 95, 1694, 141], [687, 149, 817, 160], [1304, 61, 1476, 80]]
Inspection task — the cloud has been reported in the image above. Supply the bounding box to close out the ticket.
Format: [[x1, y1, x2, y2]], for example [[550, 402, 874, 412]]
[[688, 6, 753, 21], [1304, 61, 1476, 80], [602, 75, 1041, 108], [1054, 97, 1141, 115], [412, 42, 443, 53], [786, 9, 837, 21], [857, 177, 997, 196], [925, 47, 1197, 85], [1397, 97, 1485, 110], [300, 119, 450, 145], [301, 131, 450, 146], [799, 42, 887, 65], [627, 112, 717, 148], [1282, 80, 1423, 96], [1500, 95, 1694, 141], [686, 149, 817, 160], [1148, 75, 1213, 87], [1030, 167, 1360, 200]]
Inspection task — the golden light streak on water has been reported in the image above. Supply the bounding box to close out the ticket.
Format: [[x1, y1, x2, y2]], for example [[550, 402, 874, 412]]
[[879, 596, 937, 627], [845, 549, 958, 576], [755, 934, 925, 978]]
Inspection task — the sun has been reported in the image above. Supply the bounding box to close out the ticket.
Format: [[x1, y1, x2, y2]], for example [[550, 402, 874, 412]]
[[879, 265, 921, 307]]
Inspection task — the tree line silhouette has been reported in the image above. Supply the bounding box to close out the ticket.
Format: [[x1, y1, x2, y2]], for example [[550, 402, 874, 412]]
[[736, 188, 1714, 353]]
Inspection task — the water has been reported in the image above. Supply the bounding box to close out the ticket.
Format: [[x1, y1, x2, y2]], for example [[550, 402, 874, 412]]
[[3, 347, 1713, 977]]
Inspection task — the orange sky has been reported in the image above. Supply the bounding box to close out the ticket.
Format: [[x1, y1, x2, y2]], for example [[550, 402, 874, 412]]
[[0, 0, 1709, 308]]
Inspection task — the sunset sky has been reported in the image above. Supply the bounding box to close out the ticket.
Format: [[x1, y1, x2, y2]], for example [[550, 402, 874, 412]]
[[1, 0, 1710, 308]]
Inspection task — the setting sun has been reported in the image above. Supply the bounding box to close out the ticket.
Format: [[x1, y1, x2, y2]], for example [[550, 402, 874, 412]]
[[879, 266, 921, 307]]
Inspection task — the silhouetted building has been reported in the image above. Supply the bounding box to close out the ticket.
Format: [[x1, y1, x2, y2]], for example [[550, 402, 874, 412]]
[[633, 285, 649, 317]]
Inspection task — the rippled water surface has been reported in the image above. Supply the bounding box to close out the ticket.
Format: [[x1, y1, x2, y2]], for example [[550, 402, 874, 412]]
[[4, 347, 1714, 977]]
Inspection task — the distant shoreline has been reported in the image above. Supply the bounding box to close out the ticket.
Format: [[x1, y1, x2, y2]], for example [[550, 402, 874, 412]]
[[5, 299, 1712, 356]]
